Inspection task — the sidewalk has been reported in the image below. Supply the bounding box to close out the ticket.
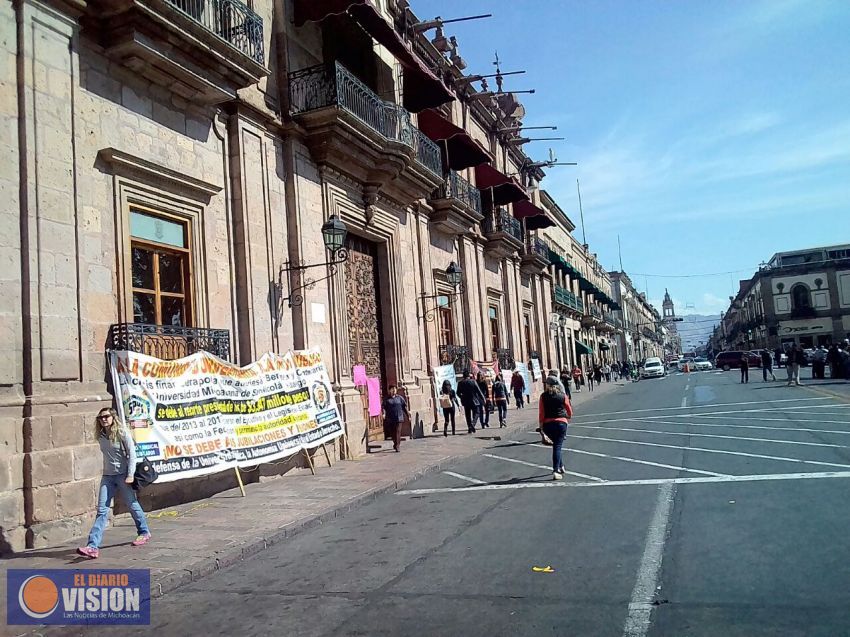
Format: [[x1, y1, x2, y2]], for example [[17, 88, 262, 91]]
[[0, 379, 624, 604]]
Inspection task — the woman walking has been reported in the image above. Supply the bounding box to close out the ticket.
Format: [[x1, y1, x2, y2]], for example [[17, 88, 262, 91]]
[[538, 377, 573, 480], [77, 408, 150, 558], [439, 380, 460, 436], [571, 365, 582, 392], [476, 372, 492, 428], [510, 370, 525, 408], [492, 375, 509, 427]]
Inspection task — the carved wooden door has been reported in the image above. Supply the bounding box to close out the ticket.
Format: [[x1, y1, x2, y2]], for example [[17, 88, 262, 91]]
[[344, 236, 386, 442]]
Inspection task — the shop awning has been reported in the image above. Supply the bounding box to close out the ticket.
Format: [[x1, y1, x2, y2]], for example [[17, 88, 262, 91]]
[[475, 164, 528, 206], [418, 109, 491, 170], [513, 200, 555, 229], [576, 340, 594, 356], [294, 0, 454, 112]]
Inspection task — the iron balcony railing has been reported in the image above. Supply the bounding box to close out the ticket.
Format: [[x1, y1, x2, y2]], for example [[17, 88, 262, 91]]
[[589, 305, 602, 319], [433, 170, 482, 214], [288, 61, 439, 173], [108, 323, 232, 361], [525, 236, 550, 262], [167, 0, 265, 64], [439, 344, 470, 374], [483, 208, 523, 243], [554, 285, 583, 312]]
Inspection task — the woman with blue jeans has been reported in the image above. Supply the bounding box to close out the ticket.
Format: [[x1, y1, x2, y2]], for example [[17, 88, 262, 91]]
[[538, 377, 573, 480], [77, 408, 150, 558]]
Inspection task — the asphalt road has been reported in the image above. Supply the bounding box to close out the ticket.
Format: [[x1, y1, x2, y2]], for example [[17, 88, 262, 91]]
[[52, 371, 850, 637]]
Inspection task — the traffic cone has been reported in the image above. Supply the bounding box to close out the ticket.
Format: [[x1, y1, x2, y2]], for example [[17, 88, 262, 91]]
[[684, 362, 690, 373]]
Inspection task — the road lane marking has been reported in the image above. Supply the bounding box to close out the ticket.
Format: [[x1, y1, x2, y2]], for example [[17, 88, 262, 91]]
[[568, 424, 850, 449], [442, 471, 486, 485], [657, 414, 850, 425], [623, 482, 675, 637], [570, 404, 850, 427], [681, 397, 687, 408], [481, 453, 604, 481], [565, 434, 850, 469], [395, 470, 850, 495], [558, 446, 727, 477], [627, 417, 850, 437], [572, 397, 831, 418]]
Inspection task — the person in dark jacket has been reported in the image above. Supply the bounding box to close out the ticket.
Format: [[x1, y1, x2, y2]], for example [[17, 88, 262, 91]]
[[381, 385, 409, 452], [786, 344, 804, 386], [456, 371, 486, 433], [439, 379, 460, 436], [559, 366, 573, 400], [476, 372, 492, 429], [760, 350, 775, 382], [828, 344, 841, 379], [492, 376, 509, 427], [740, 352, 750, 384], [510, 370, 526, 408], [774, 347, 783, 369], [538, 377, 574, 481]]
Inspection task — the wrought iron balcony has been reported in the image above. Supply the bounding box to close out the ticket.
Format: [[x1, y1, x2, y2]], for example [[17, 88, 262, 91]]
[[494, 348, 516, 370], [167, 0, 265, 64], [438, 344, 471, 374], [428, 170, 483, 235], [482, 208, 524, 258], [435, 170, 483, 213], [413, 128, 442, 176], [520, 235, 551, 275], [108, 323, 232, 361]]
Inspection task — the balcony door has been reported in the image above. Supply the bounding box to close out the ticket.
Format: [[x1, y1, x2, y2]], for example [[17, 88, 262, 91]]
[[129, 208, 192, 327]]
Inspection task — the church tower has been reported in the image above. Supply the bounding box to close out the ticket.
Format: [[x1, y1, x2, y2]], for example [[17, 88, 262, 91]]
[[663, 288, 675, 319]]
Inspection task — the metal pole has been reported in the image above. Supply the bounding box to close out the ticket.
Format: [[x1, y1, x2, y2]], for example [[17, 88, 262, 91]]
[[577, 179, 587, 246]]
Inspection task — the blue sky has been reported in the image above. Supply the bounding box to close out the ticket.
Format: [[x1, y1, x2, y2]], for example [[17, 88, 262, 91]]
[[418, 0, 850, 319]]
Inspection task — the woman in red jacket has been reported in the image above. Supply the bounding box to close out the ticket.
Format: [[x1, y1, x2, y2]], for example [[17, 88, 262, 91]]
[[538, 377, 573, 480]]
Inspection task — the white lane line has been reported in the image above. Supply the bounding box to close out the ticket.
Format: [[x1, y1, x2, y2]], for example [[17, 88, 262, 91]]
[[558, 446, 727, 477], [626, 417, 850, 437], [657, 414, 850, 425], [568, 424, 850, 449], [572, 397, 831, 418], [481, 453, 604, 482], [396, 470, 850, 495], [571, 404, 850, 427], [623, 482, 675, 637], [565, 434, 850, 469], [681, 397, 687, 408], [442, 471, 486, 485]]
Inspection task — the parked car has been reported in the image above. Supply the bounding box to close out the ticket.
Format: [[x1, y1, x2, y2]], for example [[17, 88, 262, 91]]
[[641, 357, 666, 379], [714, 350, 761, 371], [693, 357, 713, 371]]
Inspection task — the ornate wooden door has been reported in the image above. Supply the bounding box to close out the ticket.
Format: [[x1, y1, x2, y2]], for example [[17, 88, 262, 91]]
[[344, 236, 386, 441]]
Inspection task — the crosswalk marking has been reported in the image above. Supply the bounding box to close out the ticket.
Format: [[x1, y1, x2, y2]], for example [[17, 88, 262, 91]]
[[482, 453, 604, 482], [654, 414, 850, 425], [565, 433, 850, 469], [567, 423, 850, 449], [627, 417, 850, 437], [442, 471, 486, 485]]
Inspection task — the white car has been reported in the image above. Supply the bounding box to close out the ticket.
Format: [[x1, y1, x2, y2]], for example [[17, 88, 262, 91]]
[[692, 357, 713, 371], [641, 358, 666, 378]]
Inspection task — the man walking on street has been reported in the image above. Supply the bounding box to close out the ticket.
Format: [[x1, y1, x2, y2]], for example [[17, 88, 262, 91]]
[[381, 385, 409, 452], [760, 349, 775, 382], [740, 353, 749, 383], [492, 375, 509, 428], [510, 370, 526, 408], [456, 370, 486, 433], [787, 344, 804, 386]]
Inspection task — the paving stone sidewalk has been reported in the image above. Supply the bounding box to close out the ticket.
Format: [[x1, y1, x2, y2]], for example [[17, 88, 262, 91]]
[[0, 379, 624, 607]]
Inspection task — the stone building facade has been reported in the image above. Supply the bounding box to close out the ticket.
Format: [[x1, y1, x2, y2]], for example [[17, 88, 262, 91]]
[[609, 271, 665, 363], [715, 244, 850, 352], [1, 0, 622, 552]]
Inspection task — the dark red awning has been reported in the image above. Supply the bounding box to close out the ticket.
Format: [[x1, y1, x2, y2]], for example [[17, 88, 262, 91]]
[[475, 164, 528, 205], [418, 109, 491, 170], [294, 0, 454, 112], [513, 200, 554, 230]]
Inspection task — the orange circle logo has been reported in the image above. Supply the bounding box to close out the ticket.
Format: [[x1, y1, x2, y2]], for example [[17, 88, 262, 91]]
[[18, 575, 59, 619]]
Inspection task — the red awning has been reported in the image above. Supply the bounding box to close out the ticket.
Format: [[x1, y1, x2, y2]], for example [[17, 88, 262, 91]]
[[418, 109, 491, 170], [513, 200, 554, 230], [294, 0, 454, 112], [475, 164, 528, 205]]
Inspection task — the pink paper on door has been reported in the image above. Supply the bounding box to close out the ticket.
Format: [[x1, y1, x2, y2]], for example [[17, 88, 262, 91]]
[[352, 365, 368, 386], [366, 377, 382, 417]]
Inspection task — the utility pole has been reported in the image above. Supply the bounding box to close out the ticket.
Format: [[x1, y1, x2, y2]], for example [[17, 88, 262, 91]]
[[576, 179, 587, 246], [618, 234, 624, 271]]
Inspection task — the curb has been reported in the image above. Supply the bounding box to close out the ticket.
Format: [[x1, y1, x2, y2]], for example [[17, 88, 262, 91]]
[[147, 384, 619, 599]]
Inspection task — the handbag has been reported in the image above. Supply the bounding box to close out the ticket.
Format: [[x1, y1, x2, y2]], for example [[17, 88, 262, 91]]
[[120, 430, 159, 491], [439, 395, 453, 409]]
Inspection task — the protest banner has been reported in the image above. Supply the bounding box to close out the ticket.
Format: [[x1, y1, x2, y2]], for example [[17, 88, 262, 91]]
[[109, 348, 344, 483], [530, 358, 542, 381], [432, 364, 457, 405]]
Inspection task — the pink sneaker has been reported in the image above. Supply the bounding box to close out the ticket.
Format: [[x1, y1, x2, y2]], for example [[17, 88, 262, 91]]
[[77, 546, 99, 559], [131, 533, 151, 547]]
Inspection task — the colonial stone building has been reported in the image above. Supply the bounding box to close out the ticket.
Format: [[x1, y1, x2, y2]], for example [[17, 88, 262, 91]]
[[609, 271, 665, 363], [716, 244, 850, 352], [0, 0, 623, 552]]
